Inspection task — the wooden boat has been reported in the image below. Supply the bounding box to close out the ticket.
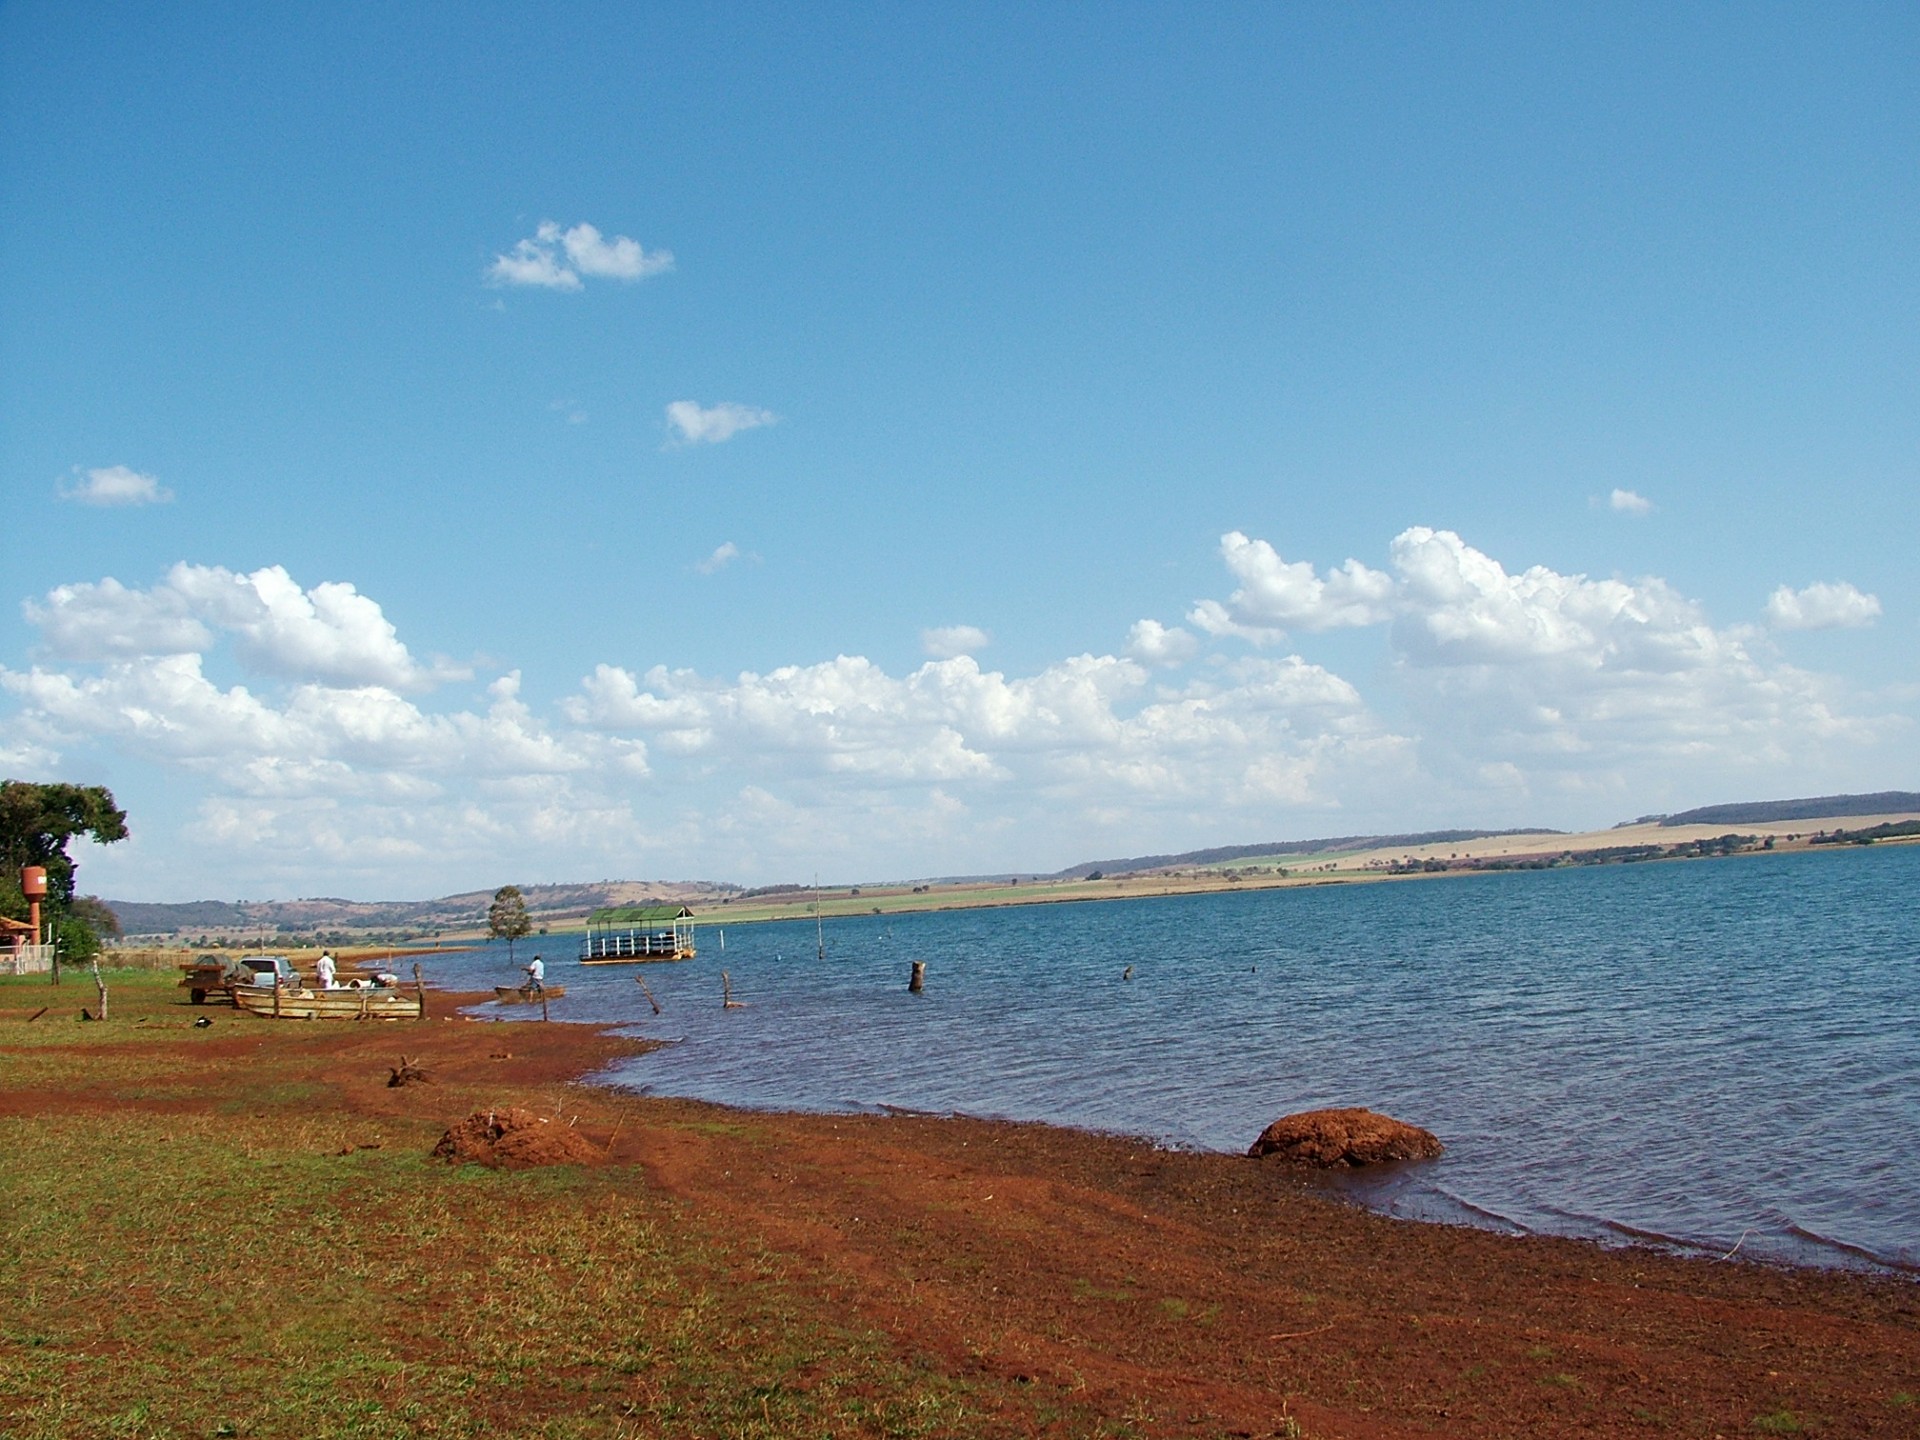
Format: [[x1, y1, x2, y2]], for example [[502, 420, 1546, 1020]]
[[232, 985, 422, 1021], [493, 984, 565, 1003], [578, 905, 696, 965]]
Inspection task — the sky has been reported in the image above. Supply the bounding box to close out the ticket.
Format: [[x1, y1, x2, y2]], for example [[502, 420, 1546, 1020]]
[[2, 3, 1916, 901]]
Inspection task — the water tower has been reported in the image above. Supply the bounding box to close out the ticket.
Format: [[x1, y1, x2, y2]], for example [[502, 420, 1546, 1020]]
[[21, 866, 47, 945]]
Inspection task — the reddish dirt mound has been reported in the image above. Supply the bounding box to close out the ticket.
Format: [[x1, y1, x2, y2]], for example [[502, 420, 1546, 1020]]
[[1247, 1105, 1443, 1165], [432, 1107, 606, 1169]]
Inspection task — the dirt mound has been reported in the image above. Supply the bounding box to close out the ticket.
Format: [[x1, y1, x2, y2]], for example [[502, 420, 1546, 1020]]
[[1246, 1107, 1442, 1166], [433, 1107, 605, 1169]]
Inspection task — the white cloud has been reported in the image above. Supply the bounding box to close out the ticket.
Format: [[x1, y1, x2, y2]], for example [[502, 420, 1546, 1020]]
[[1125, 619, 1199, 668], [1188, 532, 1393, 642], [1388, 526, 1707, 667], [1378, 528, 1899, 796], [488, 220, 672, 290], [1764, 581, 1882, 632], [696, 542, 742, 575], [921, 625, 990, 659], [560, 222, 672, 280], [1183, 524, 1907, 808], [559, 651, 1399, 810], [58, 465, 174, 507], [23, 563, 459, 691], [664, 400, 777, 446], [1609, 488, 1654, 515], [4, 531, 1907, 897]]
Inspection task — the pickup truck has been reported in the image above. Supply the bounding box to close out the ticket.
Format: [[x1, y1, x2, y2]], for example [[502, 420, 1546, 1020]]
[[178, 954, 303, 1004]]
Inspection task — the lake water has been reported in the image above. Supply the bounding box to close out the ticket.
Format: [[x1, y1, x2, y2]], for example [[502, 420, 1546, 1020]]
[[437, 845, 1920, 1273]]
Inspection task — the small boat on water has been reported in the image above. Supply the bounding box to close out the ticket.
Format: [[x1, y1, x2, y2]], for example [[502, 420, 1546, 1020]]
[[578, 905, 696, 965], [232, 985, 422, 1021], [493, 984, 565, 1003]]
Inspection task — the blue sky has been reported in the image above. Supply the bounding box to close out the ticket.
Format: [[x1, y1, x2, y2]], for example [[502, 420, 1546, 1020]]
[[3, 4, 1915, 900]]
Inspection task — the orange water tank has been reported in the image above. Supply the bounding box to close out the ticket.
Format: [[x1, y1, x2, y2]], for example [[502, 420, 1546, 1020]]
[[21, 867, 46, 899]]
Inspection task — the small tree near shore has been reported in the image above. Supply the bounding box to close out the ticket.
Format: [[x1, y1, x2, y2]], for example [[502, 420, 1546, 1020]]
[[488, 885, 533, 963]]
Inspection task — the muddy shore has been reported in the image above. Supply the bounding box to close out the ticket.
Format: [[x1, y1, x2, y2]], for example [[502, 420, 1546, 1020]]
[[3, 983, 1915, 1437]]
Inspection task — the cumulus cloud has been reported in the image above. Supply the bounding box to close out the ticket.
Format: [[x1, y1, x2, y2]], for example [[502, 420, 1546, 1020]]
[[695, 542, 742, 575], [1182, 524, 1906, 805], [488, 220, 672, 290], [58, 465, 173, 507], [1609, 488, 1654, 515], [23, 564, 460, 690], [559, 650, 1398, 807], [664, 400, 777, 446], [1764, 582, 1882, 632], [1387, 526, 1712, 668], [1188, 532, 1394, 642], [921, 625, 990, 659], [5, 530, 1905, 896], [1126, 619, 1199, 668]]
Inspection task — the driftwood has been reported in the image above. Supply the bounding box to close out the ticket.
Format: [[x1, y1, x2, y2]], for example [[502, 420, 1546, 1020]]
[[387, 1054, 432, 1088], [25, 1006, 47, 1023], [635, 976, 662, 1015], [908, 960, 926, 993], [721, 971, 746, 1009]]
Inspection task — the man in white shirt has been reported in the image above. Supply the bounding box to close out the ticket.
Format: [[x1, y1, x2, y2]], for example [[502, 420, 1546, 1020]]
[[525, 955, 544, 992], [315, 951, 337, 990]]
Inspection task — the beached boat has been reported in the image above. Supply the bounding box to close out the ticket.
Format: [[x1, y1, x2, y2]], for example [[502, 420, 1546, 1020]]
[[493, 984, 566, 1003], [232, 985, 422, 1021], [578, 905, 696, 965]]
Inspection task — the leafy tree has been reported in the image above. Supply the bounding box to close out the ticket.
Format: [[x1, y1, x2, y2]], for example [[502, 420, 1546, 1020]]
[[487, 884, 533, 962], [0, 782, 129, 957]]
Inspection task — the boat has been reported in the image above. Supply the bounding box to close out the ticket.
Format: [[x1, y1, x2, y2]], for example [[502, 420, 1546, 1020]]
[[232, 984, 422, 1021], [578, 905, 696, 965], [493, 984, 565, 1003]]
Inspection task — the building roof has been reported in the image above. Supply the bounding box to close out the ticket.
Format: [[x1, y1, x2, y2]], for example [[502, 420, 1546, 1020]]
[[587, 904, 694, 927], [0, 915, 33, 934]]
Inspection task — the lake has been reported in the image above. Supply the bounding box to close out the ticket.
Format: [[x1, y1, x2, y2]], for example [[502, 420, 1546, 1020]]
[[438, 843, 1919, 1272]]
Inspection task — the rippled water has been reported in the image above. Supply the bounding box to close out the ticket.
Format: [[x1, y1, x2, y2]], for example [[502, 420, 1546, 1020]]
[[439, 845, 1920, 1272]]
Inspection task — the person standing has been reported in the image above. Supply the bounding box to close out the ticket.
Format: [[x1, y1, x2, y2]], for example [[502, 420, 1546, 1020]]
[[315, 951, 337, 990], [525, 954, 544, 992]]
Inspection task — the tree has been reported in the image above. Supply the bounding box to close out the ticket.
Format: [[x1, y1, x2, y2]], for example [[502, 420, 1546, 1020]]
[[487, 884, 533, 962], [0, 781, 128, 958]]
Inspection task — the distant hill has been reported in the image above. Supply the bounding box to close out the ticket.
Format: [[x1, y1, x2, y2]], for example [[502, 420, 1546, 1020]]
[[108, 879, 736, 941], [1656, 792, 1920, 828], [1048, 829, 1563, 880]]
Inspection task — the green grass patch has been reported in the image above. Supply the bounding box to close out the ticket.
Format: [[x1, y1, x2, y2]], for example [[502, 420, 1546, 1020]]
[[0, 976, 1088, 1438]]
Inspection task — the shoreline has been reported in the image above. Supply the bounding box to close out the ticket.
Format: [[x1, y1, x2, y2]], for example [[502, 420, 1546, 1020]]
[[101, 810, 1920, 946], [4, 973, 1915, 1437]]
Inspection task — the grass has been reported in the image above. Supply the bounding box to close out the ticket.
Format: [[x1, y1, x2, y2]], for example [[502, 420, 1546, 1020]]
[[0, 973, 1078, 1438]]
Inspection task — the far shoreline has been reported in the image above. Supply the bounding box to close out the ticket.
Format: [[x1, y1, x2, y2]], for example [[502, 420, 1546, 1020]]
[[345, 808, 1920, 945]]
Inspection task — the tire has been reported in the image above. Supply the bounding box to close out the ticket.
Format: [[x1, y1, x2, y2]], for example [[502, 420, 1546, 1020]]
[[190, 989, 207, 1004]]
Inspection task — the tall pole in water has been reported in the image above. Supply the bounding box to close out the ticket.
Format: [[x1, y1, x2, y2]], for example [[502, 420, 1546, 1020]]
[[815, 873, 824, 960]]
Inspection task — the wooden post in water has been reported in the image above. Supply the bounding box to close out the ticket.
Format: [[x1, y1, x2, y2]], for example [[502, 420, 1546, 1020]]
[[540, 986, 549, 1022], [636, 976, 662, 1015], [908, 961, 925, 993], [721, 971, 745, 1009]]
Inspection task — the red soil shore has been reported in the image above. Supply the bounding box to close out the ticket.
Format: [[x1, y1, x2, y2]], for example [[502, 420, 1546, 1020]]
[[5, 991, 1916, 1437]]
